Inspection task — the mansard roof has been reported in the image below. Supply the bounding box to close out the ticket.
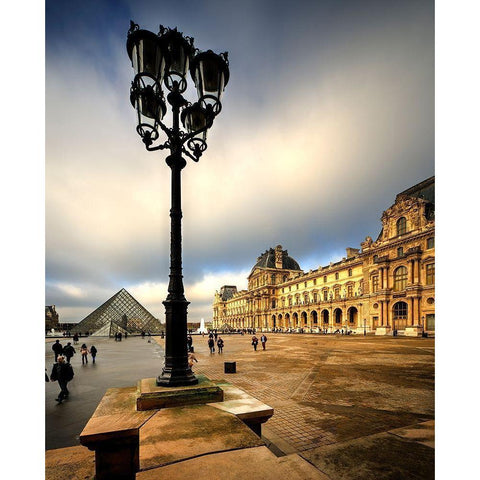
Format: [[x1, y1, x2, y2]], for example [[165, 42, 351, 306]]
[[219, 285, 238, 301], [253, 247, 301, 271], [397, 176, 434, 204]]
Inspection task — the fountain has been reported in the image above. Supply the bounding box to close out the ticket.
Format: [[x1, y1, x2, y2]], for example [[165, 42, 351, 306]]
[[196, 318, 208, 334]]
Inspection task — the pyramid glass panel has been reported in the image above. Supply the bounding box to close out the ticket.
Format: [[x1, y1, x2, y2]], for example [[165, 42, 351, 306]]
[[72, 288, 163, 336]]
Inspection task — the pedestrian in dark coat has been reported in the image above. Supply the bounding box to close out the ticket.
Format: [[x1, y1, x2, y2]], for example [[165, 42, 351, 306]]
[[217, 337, 224, 354], [251, 335, 259, 351], [187, 335, 193, 352], [52, 340, 63, 362], [90, 345, 97, 363], [62, 342, 76, 363], [208, 337, 215, 353], [50, 355, 74, 403], [260, 334, 268, 350], [80, 344, 89, 364]]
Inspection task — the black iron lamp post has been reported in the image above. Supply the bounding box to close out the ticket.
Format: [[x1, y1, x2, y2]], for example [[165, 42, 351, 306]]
[[127, 22, 229, 386]]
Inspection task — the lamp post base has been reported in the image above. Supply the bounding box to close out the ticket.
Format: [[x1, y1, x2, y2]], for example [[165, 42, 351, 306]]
[[156, 370, 198, 387], [157, 298, 198, 387]]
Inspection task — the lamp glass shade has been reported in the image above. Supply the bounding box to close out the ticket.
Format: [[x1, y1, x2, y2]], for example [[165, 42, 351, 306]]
[[160, 29, 193, 91], [182, 104, 208, 142], [130, 74, 166, 119], [191, 50, 229, 109], [128, 29, 165, 83], [130, 75, 166, 143]]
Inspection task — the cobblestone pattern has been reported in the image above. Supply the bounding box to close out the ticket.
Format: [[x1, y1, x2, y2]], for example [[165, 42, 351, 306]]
[[193, 334, 434, 453]]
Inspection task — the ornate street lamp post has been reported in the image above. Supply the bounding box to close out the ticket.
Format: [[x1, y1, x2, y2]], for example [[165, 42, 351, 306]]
[[127, 22, 229, 386]]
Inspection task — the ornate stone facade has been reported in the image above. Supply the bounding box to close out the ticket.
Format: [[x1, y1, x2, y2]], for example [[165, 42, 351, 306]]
[[213, 177, 435, 335]]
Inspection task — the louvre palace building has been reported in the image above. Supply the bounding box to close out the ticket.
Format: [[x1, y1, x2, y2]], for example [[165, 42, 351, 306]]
[[213, 176, 435, 336]]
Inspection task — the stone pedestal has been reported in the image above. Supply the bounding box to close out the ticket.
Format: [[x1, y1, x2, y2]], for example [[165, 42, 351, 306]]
[[79, 376, 274, 480], [355, 327, 370, 335], [404, 325, 423, 337], [79, 387, 154, 480], [375, 326, 392, 336], [136, 374, 223, 410]]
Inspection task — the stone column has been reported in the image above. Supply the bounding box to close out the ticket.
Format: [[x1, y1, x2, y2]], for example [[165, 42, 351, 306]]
[[408, 298, 414, 325], [413, 297, 420, 325]]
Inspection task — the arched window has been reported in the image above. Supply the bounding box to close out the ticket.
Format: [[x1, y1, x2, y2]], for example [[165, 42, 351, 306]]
[[393, 301, 408, 320], [393, 266, 408, 291], [397, 217, 407, 236]]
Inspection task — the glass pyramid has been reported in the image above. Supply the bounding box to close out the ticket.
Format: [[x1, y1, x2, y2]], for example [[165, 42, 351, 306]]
[[72, 288, 163, 336]]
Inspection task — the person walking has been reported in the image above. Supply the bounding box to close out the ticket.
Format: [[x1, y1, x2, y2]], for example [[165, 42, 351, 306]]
[[208, 336, 215, 354], [73, 333, 79, 345], [80, 343, 89, 364], [50, 355, 74, 404], [260, 334, 268, 350], [188, 351, 198, 371], [187, 335, 193, 352], [52, 339, 63, 362], [90, 345, 97, 364], [62, 342, 76, 363], [217, 337, 224, 354], [251, 335, 259, 351]]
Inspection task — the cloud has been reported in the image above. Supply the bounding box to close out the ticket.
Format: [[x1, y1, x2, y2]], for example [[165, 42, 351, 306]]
[[45, 0, 434, 323]]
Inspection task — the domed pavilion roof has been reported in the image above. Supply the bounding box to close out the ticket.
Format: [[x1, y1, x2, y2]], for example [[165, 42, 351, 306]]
[[252, 245, 301, 271]]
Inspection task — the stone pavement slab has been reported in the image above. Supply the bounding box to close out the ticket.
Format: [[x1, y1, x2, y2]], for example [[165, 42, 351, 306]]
[[137, 445, 330, 480], [300, 420, 435, 480], [139, 403, 264, 470], [388, 419, 434, 448], [45, 445, 95, 480]]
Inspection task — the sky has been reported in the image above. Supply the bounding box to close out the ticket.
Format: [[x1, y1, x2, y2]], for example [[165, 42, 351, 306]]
[[44, 0, 435, 324]]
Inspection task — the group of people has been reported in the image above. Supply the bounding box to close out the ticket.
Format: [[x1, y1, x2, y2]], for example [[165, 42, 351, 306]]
[[251, 334, 267, 351], [49, 339, 98, 404], [52, 339, 98, 364], [207, 332, 224, 354], [114, 332, 126, 341]]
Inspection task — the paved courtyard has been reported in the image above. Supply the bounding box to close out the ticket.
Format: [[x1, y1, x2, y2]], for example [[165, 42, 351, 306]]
[[45, 333, 434, 479]]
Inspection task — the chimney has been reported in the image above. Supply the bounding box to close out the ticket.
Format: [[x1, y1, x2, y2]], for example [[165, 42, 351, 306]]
[[275, 245, 283, 269]]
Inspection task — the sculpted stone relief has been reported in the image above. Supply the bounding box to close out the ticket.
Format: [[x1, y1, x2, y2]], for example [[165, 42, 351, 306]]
[[379, 197, 428, 242]]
